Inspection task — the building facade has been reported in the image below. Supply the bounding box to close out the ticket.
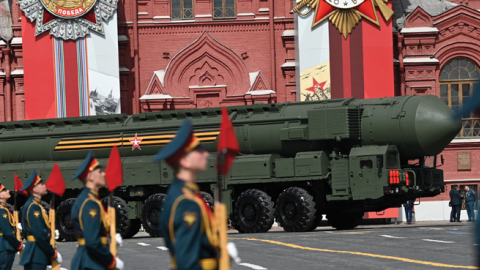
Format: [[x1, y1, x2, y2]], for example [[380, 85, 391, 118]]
[[393, 0, 480, 221]]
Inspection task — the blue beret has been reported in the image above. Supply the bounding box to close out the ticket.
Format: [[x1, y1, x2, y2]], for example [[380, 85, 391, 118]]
[[71, 151, 102, 181], [153, 120, 201, 164], [20, 170, 42, 192]]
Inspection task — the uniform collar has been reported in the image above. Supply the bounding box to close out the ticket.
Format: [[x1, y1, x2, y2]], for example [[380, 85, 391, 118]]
[[173, 178, 199, 192], [86, 188, 99, 198], [0, 202, 6, 207], [33, 197, 41, 204]]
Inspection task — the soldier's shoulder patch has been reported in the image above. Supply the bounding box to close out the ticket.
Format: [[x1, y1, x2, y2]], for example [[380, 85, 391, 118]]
[[2, 213, 7, 219], [89, 209, 98, 219], [183, 212, 198, 228], [33, 211, 40, 218]]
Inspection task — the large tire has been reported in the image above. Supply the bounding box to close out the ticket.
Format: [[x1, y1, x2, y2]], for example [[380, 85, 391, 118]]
[[56, 198, 76, 241], [101, 196, 131, 238], [275, 187, 316, 232], [141, 193, 166, 237], [307, 214, 323, 232], [234, 189, 274, 233], [327, 212, 363, 230], [124, 219, 142, 239], [198, 191, 214, 212]]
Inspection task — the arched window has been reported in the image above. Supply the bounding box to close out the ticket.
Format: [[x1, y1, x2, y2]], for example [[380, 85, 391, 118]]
[[213, 0, 235, 18], [440, 58, 480, 137], [172, 0, 193, 20]]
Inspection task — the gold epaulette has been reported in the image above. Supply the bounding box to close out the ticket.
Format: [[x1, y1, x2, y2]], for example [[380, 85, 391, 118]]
[[27, 201, 50, 230], [79, 194, 109, 232], [168, 188, 218, 247]]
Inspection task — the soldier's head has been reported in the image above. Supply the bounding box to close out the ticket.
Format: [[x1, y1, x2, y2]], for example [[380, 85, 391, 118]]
[[72, 151, 105, 189], [465, 186, 470, 191], [0, 183, 10, 201], [153, 120, 209, 178], [21, 170, 48, 197]]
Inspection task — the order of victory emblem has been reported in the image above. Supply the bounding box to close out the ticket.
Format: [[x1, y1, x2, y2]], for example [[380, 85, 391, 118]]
[[293, 0, 394, 38], [19, 0, 118, 40]]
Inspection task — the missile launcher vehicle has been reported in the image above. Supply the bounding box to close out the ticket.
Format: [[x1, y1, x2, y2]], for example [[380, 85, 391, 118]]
[[0, 95, 461, 239]]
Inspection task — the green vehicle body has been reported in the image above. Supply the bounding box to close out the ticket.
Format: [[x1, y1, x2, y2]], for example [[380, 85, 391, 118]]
[[0, 95, 461, 238]]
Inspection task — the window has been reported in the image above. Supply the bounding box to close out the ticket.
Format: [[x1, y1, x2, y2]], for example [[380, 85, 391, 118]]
[[213, 0, 235, 18], [360, 160, 373, 170], [386, 152, 398, 168], [172, 0, 193, 20], [439, 58, 480, 137]]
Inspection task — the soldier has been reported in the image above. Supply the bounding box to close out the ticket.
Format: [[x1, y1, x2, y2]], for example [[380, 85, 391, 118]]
[[0, 182, 23, 270], [156, 120, 239, 270], [19, 170, 62, 270], [70, 151, 124, 270]]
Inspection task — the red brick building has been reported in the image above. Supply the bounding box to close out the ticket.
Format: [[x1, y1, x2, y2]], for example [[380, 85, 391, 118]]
[[392, 0, 480, 220]]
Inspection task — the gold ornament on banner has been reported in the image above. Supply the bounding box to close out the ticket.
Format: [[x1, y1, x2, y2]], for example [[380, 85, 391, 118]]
[[293, 0, 394, 39]]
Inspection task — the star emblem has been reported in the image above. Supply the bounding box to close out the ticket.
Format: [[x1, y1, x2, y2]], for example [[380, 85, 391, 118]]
[[2, 214, 7, 219], [19, 0, 118, 40], [312, 0, 379, 34], [129, 133, 143, 151], [306, 78, 327, 94]]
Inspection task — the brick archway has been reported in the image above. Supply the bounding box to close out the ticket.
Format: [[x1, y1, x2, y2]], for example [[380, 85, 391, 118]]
[[163, 31, 250, 97]]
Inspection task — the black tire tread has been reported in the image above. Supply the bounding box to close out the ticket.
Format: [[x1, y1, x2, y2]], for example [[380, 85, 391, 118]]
[[124, 219, 142, 239], [234, 189, 274, 233], [198, 191, 214, 212], [141, 193, 166, 237], [56, 198, 76, 242], [101, 196, 131, 238], [275, 187, 316, 232]]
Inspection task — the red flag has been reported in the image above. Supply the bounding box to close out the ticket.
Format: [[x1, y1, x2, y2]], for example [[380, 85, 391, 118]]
[[14, 174, 28, 197], [45, 163, 66, 197], [106, 145, 123, 192], [217, 108, 240, 176]]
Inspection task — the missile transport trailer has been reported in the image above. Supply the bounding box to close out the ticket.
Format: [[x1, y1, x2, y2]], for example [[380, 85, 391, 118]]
[[0, 95, 461, 239]]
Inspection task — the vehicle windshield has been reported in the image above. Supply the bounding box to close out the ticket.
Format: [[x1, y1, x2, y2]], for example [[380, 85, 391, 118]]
[[386, 152, 398, 168]]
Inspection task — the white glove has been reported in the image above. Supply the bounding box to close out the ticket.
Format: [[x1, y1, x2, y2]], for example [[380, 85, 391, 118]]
[[55, 230, 59, 240], [17, 223, 22, 231], [227, 242, 241, 264], [56, 251, 63, 264], [115, 233, 123, 247], [115, 257, 124, 270]]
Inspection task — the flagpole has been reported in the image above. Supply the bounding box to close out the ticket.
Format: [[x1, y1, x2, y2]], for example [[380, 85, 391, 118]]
[[215, 148, 229, 270], [109, 192, 117, 257], [13, 189, 23, 258]]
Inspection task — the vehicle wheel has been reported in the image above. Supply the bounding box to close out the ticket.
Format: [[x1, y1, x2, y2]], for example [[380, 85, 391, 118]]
[[275, 187, 316, 232], [141, 193, 166, 237], [234, 189, 274, 233], [327, 212, 364, 230], [101, 196, 131, 238], [199, 191, 214, 212], [307, 213, 323, 232], [124, 219, 142, 239], [56, 198, 76, 241]]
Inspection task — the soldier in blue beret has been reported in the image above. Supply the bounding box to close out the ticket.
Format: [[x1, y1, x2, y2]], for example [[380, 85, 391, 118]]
[[156, 120, 220, 270], [0, 182, 24, 270], [70, 151, 124, 270], [19, 170, 62, 270]]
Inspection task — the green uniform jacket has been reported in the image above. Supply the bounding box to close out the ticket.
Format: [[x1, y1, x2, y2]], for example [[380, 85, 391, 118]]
[[19, 196, 57, 266], [159, 178, 218, 270], [70, 188, 116, 270], [0, 203, 22, 253]]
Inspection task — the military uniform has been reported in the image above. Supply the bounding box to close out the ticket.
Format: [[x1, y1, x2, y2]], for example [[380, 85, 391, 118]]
[[70, 152, 117, 270], [466, 189, 477, 221], [155, 120, 219, 270], [19, 172, 58, 270], [0, 183, 23, 270]]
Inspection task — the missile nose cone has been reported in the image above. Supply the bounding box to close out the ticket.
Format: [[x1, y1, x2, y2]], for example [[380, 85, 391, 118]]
[[415, 96, 462, 156]]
